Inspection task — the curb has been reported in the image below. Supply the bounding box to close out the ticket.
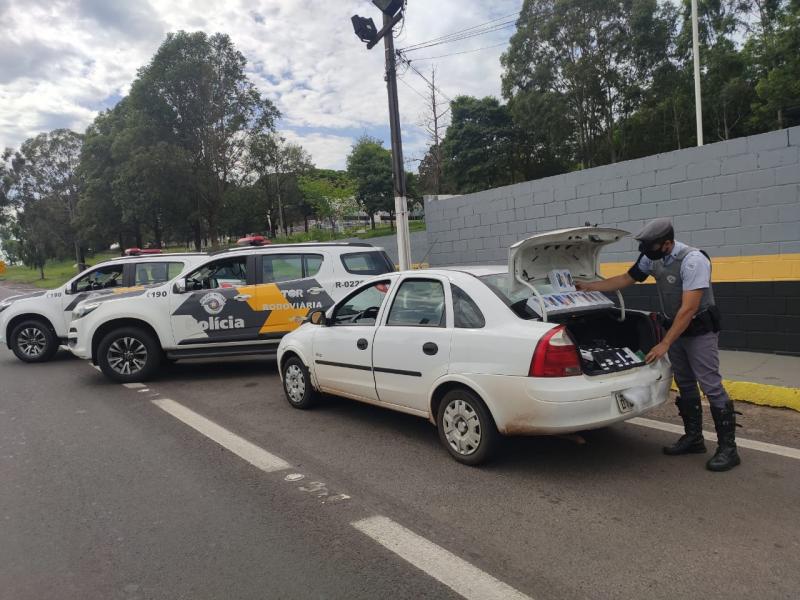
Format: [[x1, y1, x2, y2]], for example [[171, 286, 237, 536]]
[[725, 380, 800, 412], [671, 380, 800, 413]]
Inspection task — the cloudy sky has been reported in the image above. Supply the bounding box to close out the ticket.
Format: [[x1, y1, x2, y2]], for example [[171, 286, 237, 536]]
[[0, 0, 523, 170]]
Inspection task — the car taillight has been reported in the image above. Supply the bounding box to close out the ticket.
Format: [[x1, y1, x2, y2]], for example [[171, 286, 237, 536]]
[[529, 326, 582, 377]]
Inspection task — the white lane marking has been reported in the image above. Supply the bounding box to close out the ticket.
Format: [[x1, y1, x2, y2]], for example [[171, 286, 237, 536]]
[[123, 383, 146, 389], [352, 516, 533, 600], [152, 399, 291, 472], [627, 417, 800, 461]]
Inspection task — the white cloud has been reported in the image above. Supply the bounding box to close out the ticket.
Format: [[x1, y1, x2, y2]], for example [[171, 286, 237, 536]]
[[280, 130, 355, 171], [0, 0, 523, 169]]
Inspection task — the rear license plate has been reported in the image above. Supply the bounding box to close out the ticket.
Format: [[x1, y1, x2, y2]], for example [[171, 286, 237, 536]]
[[615, 392, 634, 413]]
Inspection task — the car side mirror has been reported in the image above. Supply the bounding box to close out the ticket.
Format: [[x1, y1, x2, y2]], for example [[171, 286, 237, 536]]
[[308, 309, 326, 326], [173, 278, 187, 294]]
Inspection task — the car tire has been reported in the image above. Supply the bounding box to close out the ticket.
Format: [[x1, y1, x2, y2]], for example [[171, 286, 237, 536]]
[[97, 327, 162, 383], [436, 387, 499, 466], [282, 355, 318, 409], [9, 319, 59, 363]]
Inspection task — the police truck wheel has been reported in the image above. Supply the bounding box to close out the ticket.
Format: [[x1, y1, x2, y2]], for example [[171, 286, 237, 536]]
[[437, 387, 499, 466], [9, 319, 59, 363], [282, 356, 318, 409], [97, 327, 162, 383]]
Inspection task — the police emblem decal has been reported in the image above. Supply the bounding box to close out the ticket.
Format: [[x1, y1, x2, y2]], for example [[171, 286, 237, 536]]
[[200, 291, 227, 315]]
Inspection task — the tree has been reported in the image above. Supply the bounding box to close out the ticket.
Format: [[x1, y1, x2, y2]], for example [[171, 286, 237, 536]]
[[502, 0, 675, 166], [248, 135, 313, 236], [13, 130, 84, 270], [440, 96, 516, 193], [0, 149, 24, 225], [346, 136, 393, 229], [747, 2, 800, 129], [128, 31, 280, 248], [298, 170, 356, 233], [418, 68, 450, 195]]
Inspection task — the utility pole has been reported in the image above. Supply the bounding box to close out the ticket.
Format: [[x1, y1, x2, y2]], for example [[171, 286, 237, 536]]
[[691, 0, 704, 146], [351, 1, 411, 270], [382, 13, 412, 270]]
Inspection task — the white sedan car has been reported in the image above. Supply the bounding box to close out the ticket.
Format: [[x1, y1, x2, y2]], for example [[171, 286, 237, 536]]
[[277, 227, 672, 464]]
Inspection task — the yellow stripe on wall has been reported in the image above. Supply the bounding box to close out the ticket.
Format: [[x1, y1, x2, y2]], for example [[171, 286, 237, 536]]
[[600, 253, 800, 283]]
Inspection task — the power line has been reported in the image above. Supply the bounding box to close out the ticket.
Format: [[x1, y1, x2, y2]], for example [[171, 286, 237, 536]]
[[408, 41, 509, 62], [398, 54, 454, 104], [397, 76, 429, 101], [400, 20, 518, 53], [400, 10, 520, 52]]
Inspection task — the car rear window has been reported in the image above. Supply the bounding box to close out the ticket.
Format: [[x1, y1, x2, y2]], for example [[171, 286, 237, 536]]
[[479, 272, 540, 320], [451, 284, 485, 328], [340, 251, 394, 275]]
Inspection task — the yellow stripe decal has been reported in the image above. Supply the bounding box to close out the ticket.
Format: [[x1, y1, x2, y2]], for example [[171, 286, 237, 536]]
[[600, 253, 800, 283]]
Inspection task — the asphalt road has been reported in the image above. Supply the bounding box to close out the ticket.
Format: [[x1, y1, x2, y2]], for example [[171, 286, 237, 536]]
[[2, 287, 800, 599]]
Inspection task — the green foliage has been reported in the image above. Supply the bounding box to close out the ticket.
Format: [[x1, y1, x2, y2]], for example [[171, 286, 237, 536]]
[[426, 0, 800, 194], [248, 135, 314, 236], [440, 96, 517, 193], [125, 31, 280, 247], [4, 129, 85, 274], [298, 169, 357, 231], [346, 135, 393, 228]]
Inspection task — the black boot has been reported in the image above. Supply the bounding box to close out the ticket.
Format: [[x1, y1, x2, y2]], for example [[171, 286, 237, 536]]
[[707, 402, 741, 471], [663, 396, 707, 455]]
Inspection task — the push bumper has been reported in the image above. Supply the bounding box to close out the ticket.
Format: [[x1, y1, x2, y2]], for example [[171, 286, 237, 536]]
[[472, 359, 672, 435]]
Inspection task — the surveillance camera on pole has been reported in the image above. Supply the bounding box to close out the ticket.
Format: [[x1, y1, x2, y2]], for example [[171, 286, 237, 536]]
[[351, 1, 412, 270]]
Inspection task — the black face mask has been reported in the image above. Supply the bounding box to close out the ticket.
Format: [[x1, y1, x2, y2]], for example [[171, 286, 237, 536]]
[[639, 241, 666, 261]]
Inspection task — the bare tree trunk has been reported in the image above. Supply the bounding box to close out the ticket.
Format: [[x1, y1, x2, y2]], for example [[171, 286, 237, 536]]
[[193, 226, 202, 252], [153, 211, 163, 249], [303, 215, 309, 233], [73, 240, 82, 274]]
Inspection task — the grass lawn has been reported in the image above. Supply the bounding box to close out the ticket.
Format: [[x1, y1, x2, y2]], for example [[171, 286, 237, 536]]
[[0, 246, 191, 289], [0, 221, 427, 288], [1, 251, 119, 289]]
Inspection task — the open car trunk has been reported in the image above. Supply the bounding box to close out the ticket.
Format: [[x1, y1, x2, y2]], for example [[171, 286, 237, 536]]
[[552, 308, 663, 376]]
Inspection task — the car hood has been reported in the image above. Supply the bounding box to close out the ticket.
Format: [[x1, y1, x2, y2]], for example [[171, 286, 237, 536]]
[[71, 286, 152, 309], [508, 227, 629, 285], [0, 290, 46, 308]]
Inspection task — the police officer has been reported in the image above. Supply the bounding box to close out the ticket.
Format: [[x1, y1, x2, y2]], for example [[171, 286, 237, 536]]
[[577, 217, 740, 471]]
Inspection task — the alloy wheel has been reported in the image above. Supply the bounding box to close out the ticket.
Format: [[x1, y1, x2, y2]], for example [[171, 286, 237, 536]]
[[284, 364, 306, 404], [107, 337, 148, 376], [17, 327, 47, 358], [442, 398, 482, 456]]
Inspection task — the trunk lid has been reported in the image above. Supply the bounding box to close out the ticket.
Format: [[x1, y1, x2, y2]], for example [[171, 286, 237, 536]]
[[508, 227, 629, 284]]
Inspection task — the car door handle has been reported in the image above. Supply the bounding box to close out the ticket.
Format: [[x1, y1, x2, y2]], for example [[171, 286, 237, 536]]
[[422, 342, 438, 356], [234, 294, 251, 301], [357, 338, 368, 350]]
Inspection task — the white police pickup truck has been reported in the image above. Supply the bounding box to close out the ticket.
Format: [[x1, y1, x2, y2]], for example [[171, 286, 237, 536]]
[[0, 253, 205, 363], [68, 243, 396, 383]]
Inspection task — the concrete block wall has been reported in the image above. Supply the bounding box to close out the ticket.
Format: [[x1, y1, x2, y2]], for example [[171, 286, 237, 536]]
[[424, 126, 800, 354], [425, 126, 800, 267]]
